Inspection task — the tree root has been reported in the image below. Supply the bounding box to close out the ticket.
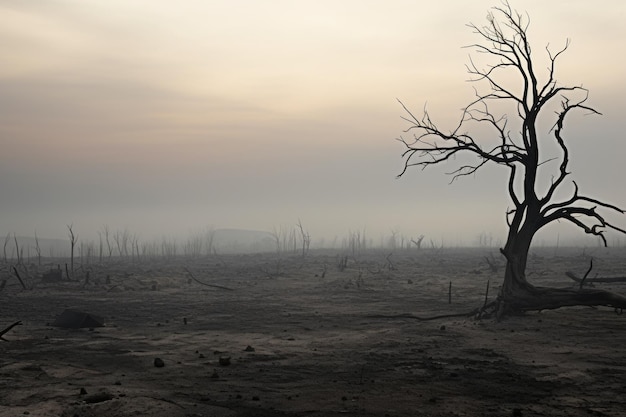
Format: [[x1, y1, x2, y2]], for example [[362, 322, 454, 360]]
[[367, 285, 626, 322], [500, 285, 626, 314]]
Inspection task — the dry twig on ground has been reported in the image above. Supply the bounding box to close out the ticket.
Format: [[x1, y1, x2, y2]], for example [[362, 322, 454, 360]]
[[0, 321, 22, 340], [184, 267, 234, 291]]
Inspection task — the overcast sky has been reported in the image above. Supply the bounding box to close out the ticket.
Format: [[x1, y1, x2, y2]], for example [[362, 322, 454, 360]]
[[1, 0, 625, 247]]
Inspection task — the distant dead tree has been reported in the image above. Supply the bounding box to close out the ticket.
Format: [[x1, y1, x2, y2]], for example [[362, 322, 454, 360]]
[[101, 224, 113, 259], [296, 219, 311, 257], [387, 230, 399, 250], [67, 224, 77, 276], [205, 227, 216, 255], [113, 228, 130, 257], [97, 231, 103, 263], [397, 2, 626, 317], [34, 231, 41, 265], [3, 233, 10, 262], [411, 235, 425, 250], [13, 233, 22, 265], [131, 234, 140, 262], [346, 230, 364, 257], [270, 226, 283, 254]]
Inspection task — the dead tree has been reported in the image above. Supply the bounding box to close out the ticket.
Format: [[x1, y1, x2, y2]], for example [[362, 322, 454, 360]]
[[397, 2, 626, 316], [34, 231, 41, 266], [67, 224, 77, 276], [296, 219, 311, 257], [3, 233, 10, 262], [411, 234, 425, 249], [13, 233, 22, 266], [102, 224, 114, 259]]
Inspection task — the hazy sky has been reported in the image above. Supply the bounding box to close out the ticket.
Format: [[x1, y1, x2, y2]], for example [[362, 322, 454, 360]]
[[1, 1, 625, 247]]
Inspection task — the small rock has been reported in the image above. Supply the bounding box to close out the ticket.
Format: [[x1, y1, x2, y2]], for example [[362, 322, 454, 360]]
[[84, 392, 114, 404], [210, 370, 219, 379], [154, 358, 165, 368], [219, 356, 231, 366], [244, 345, 255, 352], [79, 387, 87, 396], [439, 325, 446, 331]]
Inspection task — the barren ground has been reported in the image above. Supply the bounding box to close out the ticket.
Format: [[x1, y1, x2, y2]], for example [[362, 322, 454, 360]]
[[1, 247, 625, 417]]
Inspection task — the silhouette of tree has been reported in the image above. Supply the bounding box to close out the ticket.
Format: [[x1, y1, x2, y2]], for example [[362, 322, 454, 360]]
[[397, 2, 626, 317]]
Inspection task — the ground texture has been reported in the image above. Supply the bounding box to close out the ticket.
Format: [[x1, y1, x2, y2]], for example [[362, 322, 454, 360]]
[[1, 247, 625, 416]]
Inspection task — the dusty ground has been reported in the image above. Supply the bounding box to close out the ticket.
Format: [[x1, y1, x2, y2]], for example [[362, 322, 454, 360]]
[[1, 247, 625, 417]]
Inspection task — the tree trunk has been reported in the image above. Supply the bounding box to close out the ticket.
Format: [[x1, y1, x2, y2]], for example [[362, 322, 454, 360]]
[[498, 223, 626, 316]]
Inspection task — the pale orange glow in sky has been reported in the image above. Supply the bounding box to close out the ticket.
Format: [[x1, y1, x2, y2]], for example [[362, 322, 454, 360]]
[[1, 0, 625, 246]]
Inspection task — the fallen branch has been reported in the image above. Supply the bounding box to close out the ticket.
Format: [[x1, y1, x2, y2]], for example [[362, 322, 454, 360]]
[[184, 268, 234, 291], [366, 302, 498, 321], [0, 321, 22, 340], [106, 283, 123, 293], [566, 272, 626, 285]]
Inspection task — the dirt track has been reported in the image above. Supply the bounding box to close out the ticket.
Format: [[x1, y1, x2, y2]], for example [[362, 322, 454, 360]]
[[1, 247, 625, 416]]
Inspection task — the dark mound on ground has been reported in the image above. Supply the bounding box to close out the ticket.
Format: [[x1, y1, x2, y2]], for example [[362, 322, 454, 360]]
[[52, 309, 104, 328]]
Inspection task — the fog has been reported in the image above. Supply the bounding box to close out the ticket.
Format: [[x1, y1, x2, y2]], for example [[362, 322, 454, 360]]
[[1, 1, 625, 249]]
